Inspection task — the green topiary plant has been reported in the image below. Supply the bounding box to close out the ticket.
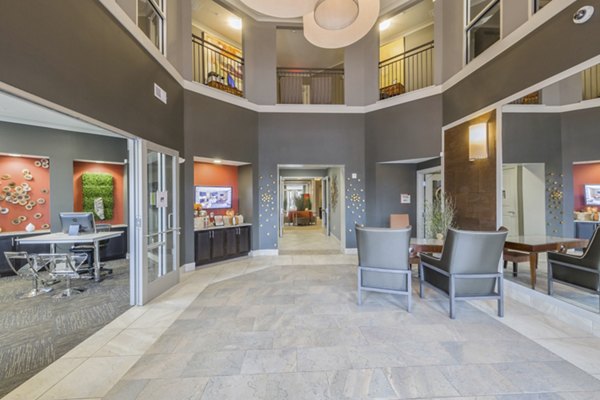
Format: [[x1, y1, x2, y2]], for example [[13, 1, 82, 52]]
[[82, 172, 114, 220]]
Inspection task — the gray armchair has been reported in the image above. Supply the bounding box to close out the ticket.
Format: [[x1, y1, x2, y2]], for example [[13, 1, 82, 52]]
[[419, 228, 508, 319], [356, 226, 412, 312], [548, 226, 600, 310]]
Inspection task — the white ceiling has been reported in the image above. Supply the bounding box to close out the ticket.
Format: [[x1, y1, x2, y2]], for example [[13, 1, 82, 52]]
[[192, 0, 243, 47], [0, 91, 120, 138], [380, 0, 434, 45]]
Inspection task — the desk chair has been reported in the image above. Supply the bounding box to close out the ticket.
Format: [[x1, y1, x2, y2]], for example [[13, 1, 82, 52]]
[[70, 223, 113, 276], [4, 251, 53, 298], [39, 253, 89, 297]]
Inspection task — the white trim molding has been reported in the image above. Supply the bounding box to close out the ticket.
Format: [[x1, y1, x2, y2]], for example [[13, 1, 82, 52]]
[[503, 98, 600, 114], [251, 249, 279, 256]]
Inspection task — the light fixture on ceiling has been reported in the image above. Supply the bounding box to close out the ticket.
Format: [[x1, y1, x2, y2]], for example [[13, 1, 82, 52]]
[[241, 0, 380, 49], [304, 0, 380, 49], [314, 0, 359, 30], [379, 19, 391, 31], [239, 0, 319, 18], [228, 17, 242, 30], [469, 123, 488, 161]]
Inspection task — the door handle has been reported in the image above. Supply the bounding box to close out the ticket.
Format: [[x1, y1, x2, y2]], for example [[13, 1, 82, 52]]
[[168, 213, 174, 230]]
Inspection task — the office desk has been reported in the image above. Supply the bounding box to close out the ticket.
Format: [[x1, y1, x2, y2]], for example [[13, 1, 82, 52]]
[[504, 236, 589, 289], [17, 232, 123, 282]]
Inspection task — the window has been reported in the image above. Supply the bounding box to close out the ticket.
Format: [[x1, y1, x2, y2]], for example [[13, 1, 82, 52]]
[[138, 0, 166, 54], [534, 0, 553, 13], [466, 0, 500, 63]]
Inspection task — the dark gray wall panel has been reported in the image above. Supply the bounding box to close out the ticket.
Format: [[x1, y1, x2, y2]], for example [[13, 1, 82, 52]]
[[444, 0, 600, 124], [258, 113, 366, 249], [373, 164, 418, 229], [0, 121, 128, 230], [502, 112, 563, 236], [182, 90, 259, 262], [561, 107, 600, 237], [0, 0, 183, 151]]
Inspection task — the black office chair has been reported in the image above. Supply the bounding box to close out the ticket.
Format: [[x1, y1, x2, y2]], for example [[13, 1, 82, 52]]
[[70, 223, 113, 276]]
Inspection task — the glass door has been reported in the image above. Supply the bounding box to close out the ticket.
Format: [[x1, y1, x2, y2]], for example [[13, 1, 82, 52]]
[[322, 176, 331, 236], [133, 139, 179, 305]]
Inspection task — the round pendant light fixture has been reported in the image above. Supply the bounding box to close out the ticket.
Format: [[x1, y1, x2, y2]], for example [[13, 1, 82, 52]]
[[239, 0, 319, 18], [314, 0, 359, 31], [304, 0, 380, 49]]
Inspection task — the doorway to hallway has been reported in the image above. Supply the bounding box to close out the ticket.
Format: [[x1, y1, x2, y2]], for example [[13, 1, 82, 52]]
[[277, 165, 345, 255]]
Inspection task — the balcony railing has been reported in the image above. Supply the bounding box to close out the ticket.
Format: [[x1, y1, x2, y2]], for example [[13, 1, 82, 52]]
[[277, 68, 344, 104], [192, 34, 244, 97], [510, 91, 541, 105], [379, 41, 434, 100], [583, 64, 600, 101]]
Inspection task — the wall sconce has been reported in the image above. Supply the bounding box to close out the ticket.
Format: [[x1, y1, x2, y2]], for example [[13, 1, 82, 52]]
[[469, 122, 488, 161]]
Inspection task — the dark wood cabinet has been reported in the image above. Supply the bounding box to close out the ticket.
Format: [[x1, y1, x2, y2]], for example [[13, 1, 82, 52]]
[[238, 226, 251, 255], [195, 231, 212, 265], [195, 225, 252, 266]]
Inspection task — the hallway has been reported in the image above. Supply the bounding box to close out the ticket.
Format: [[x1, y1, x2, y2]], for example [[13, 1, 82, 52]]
[[279, 222, 342, 255]]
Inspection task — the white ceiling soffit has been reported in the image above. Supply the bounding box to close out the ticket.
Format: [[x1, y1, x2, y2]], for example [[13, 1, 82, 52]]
[[0, 91, 121, 138], [193, 156, 251, 166], [379, 156, 437, 164], [192, 0, 243, 46], [221, 0, 415, 22]]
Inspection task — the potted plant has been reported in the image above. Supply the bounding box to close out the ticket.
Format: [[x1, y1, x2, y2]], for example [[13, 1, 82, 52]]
[[424, 193, 457, 240]]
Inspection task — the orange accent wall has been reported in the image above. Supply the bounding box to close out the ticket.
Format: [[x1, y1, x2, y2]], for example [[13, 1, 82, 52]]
[[73, 161, 125, 225], [0, 155, 51, 233], [573, 162, 600, 211], [194, 162, 238, 215]]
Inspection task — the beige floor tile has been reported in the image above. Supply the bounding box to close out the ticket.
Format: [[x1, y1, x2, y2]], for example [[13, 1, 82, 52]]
[[37, 356, 140, 400]]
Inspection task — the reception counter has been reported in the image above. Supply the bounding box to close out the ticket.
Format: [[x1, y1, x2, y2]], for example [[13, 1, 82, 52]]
[[195, 224, 251, 266]]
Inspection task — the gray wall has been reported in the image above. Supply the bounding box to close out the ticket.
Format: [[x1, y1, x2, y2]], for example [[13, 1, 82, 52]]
[[280, 169, 328, 178], [0, 121, 128, 231], [238, 164, 254, 235], [0, 0, 184, 152], [327, 167, 343, 242], [444, 0, 600, 124], [502, 0, 530, 38], [344, 27, 379, 107], [167, 0, 193, 81], [243, 20, 277, 105], [502, 112, 563, 236], [436, 0, 464, 84], [365, 95, 443, 226], [182, 90, 259, 263], [258, 113, 366, 250], [373, 164, 418, 230]]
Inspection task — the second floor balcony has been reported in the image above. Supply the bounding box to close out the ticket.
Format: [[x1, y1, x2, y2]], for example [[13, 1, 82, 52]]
[[379, 41, 434, 100], [277, 68, 344, 105]]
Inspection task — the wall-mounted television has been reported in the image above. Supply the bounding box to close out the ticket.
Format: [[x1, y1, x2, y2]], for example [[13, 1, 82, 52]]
[[585, 184, 600, 206], [195, 186, 232, 209]]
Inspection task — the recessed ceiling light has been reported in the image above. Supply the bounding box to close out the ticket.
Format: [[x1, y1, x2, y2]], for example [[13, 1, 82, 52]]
[[379, 19, 391, 31], [229, 17, 242, 30], [213, 159, 223, 164]]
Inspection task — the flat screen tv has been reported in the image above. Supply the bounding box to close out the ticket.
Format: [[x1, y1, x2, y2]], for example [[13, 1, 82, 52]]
[[585, 184, 600, 206], [195, 186, 232, 210]]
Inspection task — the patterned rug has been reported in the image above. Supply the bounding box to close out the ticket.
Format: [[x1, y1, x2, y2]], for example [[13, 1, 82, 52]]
[[0, 258, 130, 397]]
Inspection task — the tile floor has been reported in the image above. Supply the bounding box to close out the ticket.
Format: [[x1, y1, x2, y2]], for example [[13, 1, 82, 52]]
[[278, 222, 342, 254], [5, 254, 600, 399]]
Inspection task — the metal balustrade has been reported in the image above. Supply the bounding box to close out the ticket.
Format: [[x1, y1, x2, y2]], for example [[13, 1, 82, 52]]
[[192, 34, 244, 97], [379, 41, 434, 100]]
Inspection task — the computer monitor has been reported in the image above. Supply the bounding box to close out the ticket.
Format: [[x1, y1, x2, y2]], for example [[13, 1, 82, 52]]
[[59, 212, 96, 235]]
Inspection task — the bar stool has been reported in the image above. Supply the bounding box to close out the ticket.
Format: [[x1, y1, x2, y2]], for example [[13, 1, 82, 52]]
[[39, 253, 89, 298], [4, 251, 53, 298]]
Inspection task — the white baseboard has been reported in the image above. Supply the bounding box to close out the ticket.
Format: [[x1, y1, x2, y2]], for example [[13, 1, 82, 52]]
[[251, 250, 279, 257], [344, 248, 358, 255], [181, 262, 196, 272]]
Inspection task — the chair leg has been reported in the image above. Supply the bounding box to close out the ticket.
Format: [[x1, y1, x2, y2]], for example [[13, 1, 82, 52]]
[[498, 276, 504, 318], [547, 263, 554, 296], [512, 262, 518, 277], [407, 272, 412, 313], [449, 276, 456, 319], [357, 268, 362, 305], [419, 263, 424, 299]]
